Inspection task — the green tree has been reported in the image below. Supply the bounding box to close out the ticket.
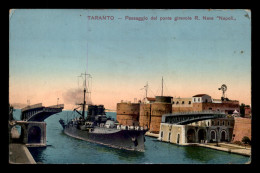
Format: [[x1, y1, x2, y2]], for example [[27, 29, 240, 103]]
[[242, 136, 251, 145], [240, 103, 245, 117]]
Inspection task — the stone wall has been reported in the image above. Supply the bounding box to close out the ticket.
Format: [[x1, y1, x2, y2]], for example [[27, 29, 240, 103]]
[[116, 103, 140, 126], [159, 124, 184, 144], [139, 103, 172, 133], [172, 101, 240, 113], [150, 103, 172, 133], [202, 102, 240, 114], [232, 117, 251, 142]]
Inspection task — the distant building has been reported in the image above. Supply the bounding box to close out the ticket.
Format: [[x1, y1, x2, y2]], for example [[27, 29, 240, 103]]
[[143, 97, 156, 104], [117, 94, 241, 137], [172, 94, 240, 115], [192, 94, 212, 103]]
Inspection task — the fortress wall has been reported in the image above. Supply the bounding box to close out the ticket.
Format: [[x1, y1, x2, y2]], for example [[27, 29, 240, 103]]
[[150, 103, 172, 134], [202, 102, 240, 112], [139, 104, 151, 128], [116, 103, 140, 126], [172, 107, 194, 113], [232, 117, 251, 142]]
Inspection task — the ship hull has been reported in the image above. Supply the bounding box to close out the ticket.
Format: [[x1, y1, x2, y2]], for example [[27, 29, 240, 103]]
[[63, 125, 147, 152]]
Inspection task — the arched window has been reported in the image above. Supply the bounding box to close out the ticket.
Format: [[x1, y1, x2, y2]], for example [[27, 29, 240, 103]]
[[211, 130, 216, 141]]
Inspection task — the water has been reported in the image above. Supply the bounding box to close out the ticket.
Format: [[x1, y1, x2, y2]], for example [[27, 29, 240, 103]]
[[12, 109, 249, 164]]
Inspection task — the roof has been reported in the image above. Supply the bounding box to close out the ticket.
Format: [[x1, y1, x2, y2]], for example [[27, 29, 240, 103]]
[[146, 97, 156, 101], [192, 94, 208, 97]]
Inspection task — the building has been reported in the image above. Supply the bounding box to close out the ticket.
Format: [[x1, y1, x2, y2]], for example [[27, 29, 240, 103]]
[[116, 96, 173, 134], [172, 94, 240, 115], [117, 93, 242, 141], [158, 117, 234, 145], [159, 94, 246, 145]]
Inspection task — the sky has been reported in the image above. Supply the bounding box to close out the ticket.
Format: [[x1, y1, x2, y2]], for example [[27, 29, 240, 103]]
[[9, 9, 251, 110]]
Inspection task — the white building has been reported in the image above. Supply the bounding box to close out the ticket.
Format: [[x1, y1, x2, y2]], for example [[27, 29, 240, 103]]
[[192, 94, 212, 103]]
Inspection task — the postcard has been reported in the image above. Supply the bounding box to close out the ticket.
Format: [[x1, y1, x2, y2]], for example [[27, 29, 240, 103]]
[[9, 9, 251, 164]]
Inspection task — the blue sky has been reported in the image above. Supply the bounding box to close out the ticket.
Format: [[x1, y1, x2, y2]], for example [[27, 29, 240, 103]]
[[9, 9, 251, 110]]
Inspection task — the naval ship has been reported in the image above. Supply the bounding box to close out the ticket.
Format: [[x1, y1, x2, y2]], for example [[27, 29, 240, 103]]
[[59, 73, 148, 152]]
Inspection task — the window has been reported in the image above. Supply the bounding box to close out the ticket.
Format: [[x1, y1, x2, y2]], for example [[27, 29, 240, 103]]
[[172, 101, 175, 104], [209, 108, 212, 110], [198, 98, 200, 102], [217, 121, 220, 126], [222, 121, 225, 126], [176, 101, 179, 104], [212, 121, 214, 126], [182, 101, 185, 104], [161, 131, 164, 138], [189, 101, 191, 104], [228, 121, 230, 126], [194, 98, 196, 102], [168, 132, 171, 141]]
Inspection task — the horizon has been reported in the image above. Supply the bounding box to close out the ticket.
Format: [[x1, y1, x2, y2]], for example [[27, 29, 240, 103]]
[[9, 9, 251, 110]]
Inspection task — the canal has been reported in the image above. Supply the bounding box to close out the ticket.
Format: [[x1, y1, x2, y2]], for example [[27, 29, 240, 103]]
[[13, 110, 249, 164]]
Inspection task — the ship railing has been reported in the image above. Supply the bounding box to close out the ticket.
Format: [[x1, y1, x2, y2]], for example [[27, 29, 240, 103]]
[[117, 125, 145, 131]]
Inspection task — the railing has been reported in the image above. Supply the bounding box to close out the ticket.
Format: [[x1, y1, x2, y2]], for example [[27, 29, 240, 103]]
[[21, 103, 43, 112], [165, 110, 225, 116], [116, 125, 148, 131], [47, 104, 64, 109], [162, 110, 226, 124]]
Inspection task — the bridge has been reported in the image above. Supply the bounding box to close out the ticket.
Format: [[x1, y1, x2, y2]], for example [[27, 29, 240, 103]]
[[161, 110, 226, 125], [10, 103, 64, 147], [21, 103, 64, 122]]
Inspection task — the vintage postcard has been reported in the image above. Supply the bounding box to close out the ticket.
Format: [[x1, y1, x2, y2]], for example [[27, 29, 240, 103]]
[[9, 9, 251, 164]]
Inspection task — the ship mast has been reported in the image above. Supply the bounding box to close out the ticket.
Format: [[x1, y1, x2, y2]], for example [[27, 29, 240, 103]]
[[145, 82, 148, 98], [161, 76, 163, 96], [82, 72, 87, 120]]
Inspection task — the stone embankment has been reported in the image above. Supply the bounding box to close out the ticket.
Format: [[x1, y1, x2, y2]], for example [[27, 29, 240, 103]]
[[9, 127, 36, 164], [9, 143, 36, 164]]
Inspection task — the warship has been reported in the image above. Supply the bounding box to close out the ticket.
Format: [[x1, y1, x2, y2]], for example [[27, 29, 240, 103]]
[[59, 73, 148, 152]]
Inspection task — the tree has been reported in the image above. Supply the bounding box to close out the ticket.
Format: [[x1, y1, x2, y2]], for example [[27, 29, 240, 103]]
[[242, 136, 251, 145], [240, 103, 245, 117]]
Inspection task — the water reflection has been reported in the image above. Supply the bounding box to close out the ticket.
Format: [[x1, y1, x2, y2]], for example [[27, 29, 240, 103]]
[[183, 146, 215, 162], [28, 147, 47, 163], [76, 138, 145, 162]]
